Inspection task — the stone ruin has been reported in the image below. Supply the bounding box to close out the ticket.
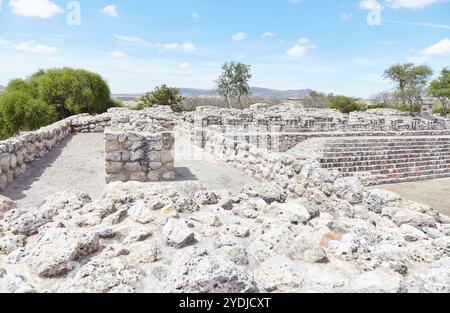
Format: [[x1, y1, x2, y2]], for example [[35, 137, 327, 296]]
[[104, 110, 175, 183], [1, 103, 450, 293]]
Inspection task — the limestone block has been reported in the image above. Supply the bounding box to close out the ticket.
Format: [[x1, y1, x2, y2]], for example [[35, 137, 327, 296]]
[[105, 140, 120, 153], [106, 162, 123, 174]]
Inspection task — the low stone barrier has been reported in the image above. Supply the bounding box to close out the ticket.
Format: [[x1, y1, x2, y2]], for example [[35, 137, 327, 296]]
[[70, 113, 111, 133], [0, 119, 72, 190], [104, 128, 175, 183]]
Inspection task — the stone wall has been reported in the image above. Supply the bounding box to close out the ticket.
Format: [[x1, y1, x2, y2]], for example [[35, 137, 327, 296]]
[[104, 128, 175, 183], [193, 105, 447, 133], [70, 113, 112, 133], [0, 119, 72, 190]]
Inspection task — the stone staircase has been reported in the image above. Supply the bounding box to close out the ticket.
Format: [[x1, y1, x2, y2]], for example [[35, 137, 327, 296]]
[[319, 136, 450, 185]]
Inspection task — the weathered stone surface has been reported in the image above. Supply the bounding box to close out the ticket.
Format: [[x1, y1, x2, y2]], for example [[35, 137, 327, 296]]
[[128, 201, 154, 224], [0, 234, 26, 255], [241, 183, 287, 204], [159, 248, 258, 293], [162, 219, 195, 249], [333, 177, 364, 204], [0, 195, 16, 216], [27, 227, 99, 277], [58, 259, 144, 293], [0, 268, 35, 293]]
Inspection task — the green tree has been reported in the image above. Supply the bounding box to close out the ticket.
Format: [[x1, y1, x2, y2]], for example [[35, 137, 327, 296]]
[[302, 91, 335, 109], [29, 68, 115, 118], [0, 91, 58, 139], [383, 63, 433, 112], [216, 61, 252, 108], [330, 96, 365, 113], [137, 84, 184, 112], [430, 67, 450, 116]]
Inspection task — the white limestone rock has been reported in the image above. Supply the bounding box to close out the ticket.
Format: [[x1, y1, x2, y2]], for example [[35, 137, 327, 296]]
[[57, 259, 144, 293], [333, 177, 365, 204], [0, 234, 26, 255], [26, 227, 99, 277], [158, 247, 258, 293], [349, 269, 405, 293], [162, 218, 195, 249], [0, 268, 35, 293]]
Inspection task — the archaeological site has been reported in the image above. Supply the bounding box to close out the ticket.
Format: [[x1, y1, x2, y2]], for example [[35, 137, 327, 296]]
[[1, 0, 450, 299], [1, 104, 450, 293]]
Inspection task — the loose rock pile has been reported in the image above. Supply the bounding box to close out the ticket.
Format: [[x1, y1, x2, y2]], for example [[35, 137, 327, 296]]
[[0, 180, 449, 293]]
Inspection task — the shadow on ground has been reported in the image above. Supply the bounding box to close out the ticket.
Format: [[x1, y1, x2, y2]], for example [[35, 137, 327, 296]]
[[1, 134, 74, 202]]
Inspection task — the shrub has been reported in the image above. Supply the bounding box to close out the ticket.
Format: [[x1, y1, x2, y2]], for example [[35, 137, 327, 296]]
[[5, 68, 116, 120], [433, 103, 449, 115], [330, 96, 365, 113], [137, 85, 184, 112], [0, 91, 58, 139]]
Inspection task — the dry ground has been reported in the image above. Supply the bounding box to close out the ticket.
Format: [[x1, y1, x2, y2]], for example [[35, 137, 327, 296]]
[[378, 178, 450, 216], [0, 133, 257, 209]]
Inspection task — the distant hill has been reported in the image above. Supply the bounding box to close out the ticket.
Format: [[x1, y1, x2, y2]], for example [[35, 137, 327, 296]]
[[0, 85, 4, 93], [113, 87, 312, 101]]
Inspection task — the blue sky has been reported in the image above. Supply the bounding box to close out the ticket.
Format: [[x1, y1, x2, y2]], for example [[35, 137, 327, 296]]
[[0, 0, 449, 97]]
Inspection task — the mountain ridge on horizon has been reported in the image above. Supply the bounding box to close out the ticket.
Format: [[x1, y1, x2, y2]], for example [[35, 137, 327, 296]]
[[113, 87, 313, 101]]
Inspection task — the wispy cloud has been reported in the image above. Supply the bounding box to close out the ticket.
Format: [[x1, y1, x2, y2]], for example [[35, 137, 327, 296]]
[[109, 50, 126, 58], [262, 32, 276, 38], [0, 37, 11, 46], [231, 32, 246, 42], [341, 13, 353, 21], [16, 41, 57, 55], [102, 5, 119, 18], [383, 19, 450, 30], [385, 0, 448, 10], [192, 11, 200, 19], [178, 62, 191, 69], [114, 34, 195, 53], [9, 0, 63, 18]]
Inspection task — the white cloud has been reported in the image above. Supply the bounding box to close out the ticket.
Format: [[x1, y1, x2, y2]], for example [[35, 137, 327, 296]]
[[115, 35, 195, 53], [102, 5, 118, 18], [16, 41, 57, 55], [420, 38, 450, 56], [178, 62, 191, 69], [110, 50, 126, 58], [0, 37, 11, 46], [383, 19, 450, 29], [407, 38, 450, 63], [231, 32, 246, 42], [385, 0, 447, 10], [115, 35, 153, 48], [262, 32, 276, 38], [359, 0, 382, 10], [9, 0, 63, 18], [341, 13, 353, 20], [159, 42, 195, 52], [192, 11, 200, 19], [286, 38, 316, 59]]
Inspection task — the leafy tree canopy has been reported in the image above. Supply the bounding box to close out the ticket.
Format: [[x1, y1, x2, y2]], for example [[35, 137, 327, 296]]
[[216, 61, 252, 109], [137, 84, 184, 112]]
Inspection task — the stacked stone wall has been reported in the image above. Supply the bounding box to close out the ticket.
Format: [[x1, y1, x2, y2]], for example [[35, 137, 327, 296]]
[[0, 119, 72, 190], [104, 129, 175, 183]]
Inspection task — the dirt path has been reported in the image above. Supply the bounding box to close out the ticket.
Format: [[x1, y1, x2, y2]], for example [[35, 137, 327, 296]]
[[378, 178, 450, 215], [1, 133, 257, 209]]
